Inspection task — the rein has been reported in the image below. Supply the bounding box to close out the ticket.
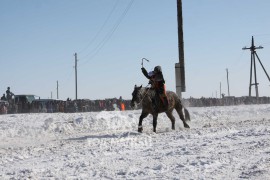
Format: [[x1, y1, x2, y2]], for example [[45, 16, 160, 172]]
[[139, 85, 151, 104]]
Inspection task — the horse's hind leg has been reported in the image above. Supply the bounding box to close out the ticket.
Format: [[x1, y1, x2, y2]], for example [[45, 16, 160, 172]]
[[165, 111, 176, 130], [138, 112, 149, 133], [153, 113, 158, 133], [175, 105, 190, 128]]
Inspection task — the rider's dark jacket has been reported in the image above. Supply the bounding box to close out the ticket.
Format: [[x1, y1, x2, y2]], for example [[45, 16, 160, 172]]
[[141, 66, 166, 95]]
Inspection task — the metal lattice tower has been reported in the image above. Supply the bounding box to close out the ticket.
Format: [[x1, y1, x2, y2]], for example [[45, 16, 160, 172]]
[[242, 36, 270, 98]]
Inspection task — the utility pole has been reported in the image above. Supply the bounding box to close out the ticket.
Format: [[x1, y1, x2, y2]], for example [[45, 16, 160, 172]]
[[220, 82, 221, 98], [51, 91, 53, 99], [175, 0, 186, 98], [243, 36, 270, 98], [74, 53, 78, 100], [226, 68, 230, 96], [57, 81, 59, 99]]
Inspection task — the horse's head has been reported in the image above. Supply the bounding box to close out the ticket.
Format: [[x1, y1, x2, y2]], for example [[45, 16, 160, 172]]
[[130, 85, 143, 108]]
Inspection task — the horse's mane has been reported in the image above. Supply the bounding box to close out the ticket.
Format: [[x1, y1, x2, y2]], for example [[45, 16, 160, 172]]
[[140, 87, 155, 99]]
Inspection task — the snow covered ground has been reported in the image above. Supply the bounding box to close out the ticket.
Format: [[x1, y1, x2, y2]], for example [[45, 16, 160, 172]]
[[1, 104, 270, 179]]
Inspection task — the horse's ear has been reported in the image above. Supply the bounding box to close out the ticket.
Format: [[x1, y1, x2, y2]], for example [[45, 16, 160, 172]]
[[134, 85, 137, 88], [139, 85, 142, 88]]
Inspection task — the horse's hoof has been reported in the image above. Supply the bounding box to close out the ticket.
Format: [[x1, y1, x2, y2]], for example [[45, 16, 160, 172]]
[[138, 127, 143, 133], [184, 124, 190, 128]]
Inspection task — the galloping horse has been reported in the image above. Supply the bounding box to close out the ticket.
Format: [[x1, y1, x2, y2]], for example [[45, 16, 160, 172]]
[[130, 85, 190, 133]]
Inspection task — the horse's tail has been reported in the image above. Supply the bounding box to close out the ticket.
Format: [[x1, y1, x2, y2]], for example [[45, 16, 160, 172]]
[[174, 95, 191, 121], [184, 107, 191, 121]]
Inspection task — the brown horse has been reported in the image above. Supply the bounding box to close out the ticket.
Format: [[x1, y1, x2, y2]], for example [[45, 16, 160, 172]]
[[130, 85, 190, 133]]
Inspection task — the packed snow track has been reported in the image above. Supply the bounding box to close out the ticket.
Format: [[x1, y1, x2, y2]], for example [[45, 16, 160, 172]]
[[1, 104, 270, 179]]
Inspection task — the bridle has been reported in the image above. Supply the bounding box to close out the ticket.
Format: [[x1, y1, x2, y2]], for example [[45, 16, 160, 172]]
[[132, 85, 151, 105], [138, 87, 151, 104]]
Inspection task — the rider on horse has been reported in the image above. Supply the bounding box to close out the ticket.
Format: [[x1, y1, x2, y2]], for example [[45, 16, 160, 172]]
[[6, 87, 14, 103], [141, 66, 168, 111]]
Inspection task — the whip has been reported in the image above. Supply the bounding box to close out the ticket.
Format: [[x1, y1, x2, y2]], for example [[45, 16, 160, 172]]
[[141, 58, 150, 68]]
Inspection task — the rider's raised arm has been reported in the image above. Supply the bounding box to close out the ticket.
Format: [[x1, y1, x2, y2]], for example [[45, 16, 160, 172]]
[[141, 67, 150, 79]]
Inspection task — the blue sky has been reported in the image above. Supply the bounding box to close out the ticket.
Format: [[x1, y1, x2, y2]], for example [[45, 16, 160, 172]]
[[1, 0, 270, 100]]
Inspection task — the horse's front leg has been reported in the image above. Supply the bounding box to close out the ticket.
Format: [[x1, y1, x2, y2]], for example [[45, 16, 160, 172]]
[[153, 113, 158, 133], [138, 112, 149, 133]]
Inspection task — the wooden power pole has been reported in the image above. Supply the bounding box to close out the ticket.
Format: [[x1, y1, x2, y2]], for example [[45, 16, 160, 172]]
[[226, 68, 230, 96], [175, 0, 186, 98], [74, 53, 78, 100], [57, 81, 59, 99], [220, 82, 221, 98]]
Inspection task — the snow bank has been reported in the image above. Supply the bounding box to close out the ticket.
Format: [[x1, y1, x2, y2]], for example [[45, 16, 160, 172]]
[[1, 104, 268, 140]]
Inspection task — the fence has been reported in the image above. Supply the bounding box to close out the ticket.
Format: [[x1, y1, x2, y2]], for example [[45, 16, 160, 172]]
[[1, 96, 270, 114], [183, 96, 270, 107]]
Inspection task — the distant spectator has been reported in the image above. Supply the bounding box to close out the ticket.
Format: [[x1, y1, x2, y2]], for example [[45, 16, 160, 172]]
[[222, 93, 225, 98], [74, 102, 78, 112], [6, 87, 14, 101], [120, 102, 125, 111], [59, 102, 65, 112], [0, 104, 7, 114], [1, 94, 7, 101], [47, 102, 53, 113], [119, 96, 125, 111]]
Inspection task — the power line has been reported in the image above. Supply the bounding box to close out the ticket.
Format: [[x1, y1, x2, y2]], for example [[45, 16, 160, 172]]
[[81, 0, 134, 64], [80, 0, 135, 66], [252, 33, 270, 37], [78, 0, 120, 56], [61, 66, 73, 86], [261, 41, 270, 46]]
